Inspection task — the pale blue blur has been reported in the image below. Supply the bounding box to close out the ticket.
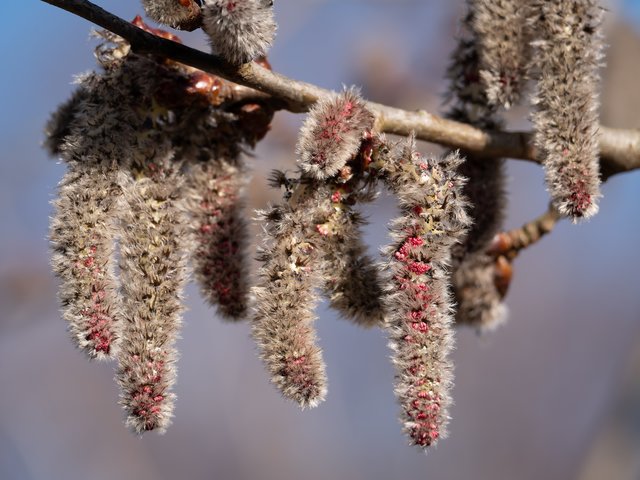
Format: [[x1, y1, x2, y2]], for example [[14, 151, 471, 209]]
[[1, 2, 639, 480]]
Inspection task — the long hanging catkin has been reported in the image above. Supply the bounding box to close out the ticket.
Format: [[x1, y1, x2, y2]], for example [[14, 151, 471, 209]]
[[529, 0, 604, 220], [252, 185, 331, 408], [253, 88, 383, 406], [381, 136, 470, 449], [48, 70, 142, 360], [297, 89, 383, 326], [445, 7, 509, 331], [88, 36, 192, 433], [116, 142, 189, 433], [183, 157, 250, 320]]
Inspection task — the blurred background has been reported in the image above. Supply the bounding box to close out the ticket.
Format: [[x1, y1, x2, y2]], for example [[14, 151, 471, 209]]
[[2, 1, 640, 479]]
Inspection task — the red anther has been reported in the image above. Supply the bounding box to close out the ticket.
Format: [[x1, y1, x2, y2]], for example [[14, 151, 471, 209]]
[[408, 262, 430, 275]]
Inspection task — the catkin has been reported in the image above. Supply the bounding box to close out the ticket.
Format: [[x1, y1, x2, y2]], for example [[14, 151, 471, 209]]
[[251, 186, 331, 408], [183, 158, 250, 319], [529, 0, 604, 220], [201, 0, 276, 65], [116, 147, 189, 433], [445, 9, 508, 330], [47, 70, 142, 359], [321, 207, 385, 329], [381, 137, 470, 449], [472, 0, 531, 108], [140, 0, 202, 30], [297, 88, 375, 180]]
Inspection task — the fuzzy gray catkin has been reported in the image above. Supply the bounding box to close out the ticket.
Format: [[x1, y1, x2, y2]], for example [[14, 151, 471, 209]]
[[451, 159, 507, 331], [44, 84, 90, 157], [140, 0, 202, 30], [296, 88, 382, 326], [50, 163, 123, 359], [472, 0, 531, 108], [201, 0, 276, 65], [453, 254, 506, 330], [529, 0, 604, 220], [47, 70, 145, 360], [297, 88, 375, 181], [251, 185, 331, 408], [272, 164, 386, 326], [445, 10, 508, 330], [85, 33, 191, 432], [183, 158, 250, 320], [381, 137, 470, 449], [116, 145, 189, 434], [174, 102, 254, 321], [321, 207, 385, 328], [48, 23, 275, 434]]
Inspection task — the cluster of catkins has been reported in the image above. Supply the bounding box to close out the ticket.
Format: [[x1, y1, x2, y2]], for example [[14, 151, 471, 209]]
[[447, 0, 604, 332], [46, 0, 605, 452], [251, 89, 470, 447], [46, 19, 273, 433]]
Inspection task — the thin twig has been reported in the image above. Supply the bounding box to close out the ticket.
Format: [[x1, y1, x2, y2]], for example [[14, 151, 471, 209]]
[[489, 205, 562, 261], [42, 0, 640, 177], [485, 205, 562, 298]]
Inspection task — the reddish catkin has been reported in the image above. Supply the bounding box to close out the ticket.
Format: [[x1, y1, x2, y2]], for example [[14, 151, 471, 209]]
[[201, 0, 276, 65], [445, 10, 508, 330], [174, 101, 256, 321], [117, 147, 189, 434], [251, 186, 332, 408], [472, 0, 531, 108], [381, 137, 470, 450], [183, 158, 250, 320], [297, 88, 375, 181], [529, 0, 604, 220]]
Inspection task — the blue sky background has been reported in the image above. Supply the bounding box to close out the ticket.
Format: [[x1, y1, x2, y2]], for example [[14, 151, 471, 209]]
[[1, 2, 640, 480], [624, 0, 640, 22]]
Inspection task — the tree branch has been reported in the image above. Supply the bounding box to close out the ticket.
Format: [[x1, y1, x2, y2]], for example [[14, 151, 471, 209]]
[[42, 0, 640, 177]]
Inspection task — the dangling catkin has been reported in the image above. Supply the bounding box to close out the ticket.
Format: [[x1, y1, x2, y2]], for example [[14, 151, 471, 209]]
[[381, 137, 470, 449], [529, 0, 604, 220]]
